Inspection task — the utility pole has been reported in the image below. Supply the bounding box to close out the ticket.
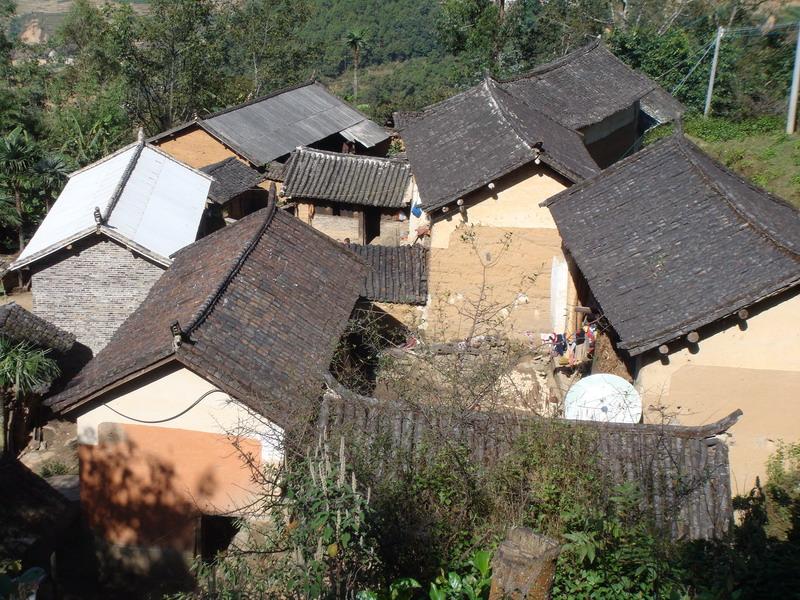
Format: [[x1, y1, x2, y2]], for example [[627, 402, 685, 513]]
[[704, 27, 725, 117], [786, 23, 800, 134]]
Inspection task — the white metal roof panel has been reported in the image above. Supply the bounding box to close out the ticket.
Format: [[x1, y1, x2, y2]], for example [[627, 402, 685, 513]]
[[13, 144, 211, 269], [107, 147, 211, 258], [15, 146, 137, 263]]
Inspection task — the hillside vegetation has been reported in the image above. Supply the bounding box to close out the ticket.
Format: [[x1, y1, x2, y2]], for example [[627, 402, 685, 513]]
[[647, 116, 800, 208]]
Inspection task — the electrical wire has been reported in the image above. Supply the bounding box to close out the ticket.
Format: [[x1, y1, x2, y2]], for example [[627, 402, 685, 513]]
[[671, 39, 716, 95], [103, 388, 228, 424]]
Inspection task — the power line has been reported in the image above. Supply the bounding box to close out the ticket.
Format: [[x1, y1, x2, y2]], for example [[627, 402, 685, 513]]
[[672, 39, 716, 95]]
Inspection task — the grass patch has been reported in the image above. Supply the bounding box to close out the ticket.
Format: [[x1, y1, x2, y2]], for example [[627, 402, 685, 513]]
[[39, 459, 72, 477]]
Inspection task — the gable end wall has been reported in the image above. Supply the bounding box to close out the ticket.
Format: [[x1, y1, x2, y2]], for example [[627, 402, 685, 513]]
[[31, 237, 165, 353]]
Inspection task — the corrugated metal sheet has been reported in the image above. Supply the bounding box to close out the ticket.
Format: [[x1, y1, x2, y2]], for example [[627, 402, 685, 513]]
[[341, 119, 390, 148], [202, 83, 388, 165], [13, 143, 211, 269]]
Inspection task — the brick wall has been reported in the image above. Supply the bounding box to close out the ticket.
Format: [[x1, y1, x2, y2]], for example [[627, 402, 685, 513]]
[[31, 237, 165, 354]]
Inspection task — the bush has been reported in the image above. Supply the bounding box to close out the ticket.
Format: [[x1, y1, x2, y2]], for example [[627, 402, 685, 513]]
[[552, 483, 688, 599], [683, 115, 783, 143], [39, 459, 70, 478]]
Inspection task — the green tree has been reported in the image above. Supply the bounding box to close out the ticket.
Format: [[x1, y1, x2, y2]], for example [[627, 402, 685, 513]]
[[346, 28, 368, 102], [220, 0, 316, 98], [0, 337, 59, 457], [34, 155, 70, 212], [0, 127, 37, 259]]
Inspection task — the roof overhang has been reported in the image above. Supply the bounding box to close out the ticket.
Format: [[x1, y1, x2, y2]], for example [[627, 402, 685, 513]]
[[7, 226, 172, 273]]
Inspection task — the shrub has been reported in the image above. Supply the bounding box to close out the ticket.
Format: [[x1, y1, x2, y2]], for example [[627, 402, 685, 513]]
[[39, 459, 70, 478], [552, 482, 688, 599]]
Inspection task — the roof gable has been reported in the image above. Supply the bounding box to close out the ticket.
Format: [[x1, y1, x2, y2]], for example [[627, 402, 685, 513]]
[[47, 196, 367, 421], [11, 143, 211, 270], [283, 148, 411, 209], [546, 135, 800, 355], [500, 40, 659, 129], [396, 77, 599, 212]]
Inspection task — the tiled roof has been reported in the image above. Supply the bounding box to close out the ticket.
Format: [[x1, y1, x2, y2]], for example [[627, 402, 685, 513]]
[[500, 40, 670, 129], [0, 302, 75, 353], [545, 135, 800, 356], [47, 193, 367, 422], [395, 77, 599, 212], [264, 160, 287, 182], [284, 148, 411, 209], [151, 81, 389, 167], [201, 157, 266, 204], [346, 244, 428, 304]]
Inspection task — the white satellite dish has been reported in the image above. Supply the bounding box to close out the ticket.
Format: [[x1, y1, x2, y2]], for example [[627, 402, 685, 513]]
[[564, 374, 642, 424]]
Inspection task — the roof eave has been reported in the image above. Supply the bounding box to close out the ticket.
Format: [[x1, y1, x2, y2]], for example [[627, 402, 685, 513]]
[[46, 353, 177, 415], [618, 276, 800, 356], [8, 226, 172, 274]]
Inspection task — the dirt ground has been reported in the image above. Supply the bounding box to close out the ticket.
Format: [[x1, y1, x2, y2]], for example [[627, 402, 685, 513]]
[[0, 289, 33, 310]]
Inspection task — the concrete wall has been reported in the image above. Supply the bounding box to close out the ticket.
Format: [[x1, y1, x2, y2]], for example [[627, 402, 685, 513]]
[[31, 237, 165, 353], [637, 289, 800, 494], [77, 363, 283, 550], [423, 164, 572, 340], [154, 126, 238, 169]]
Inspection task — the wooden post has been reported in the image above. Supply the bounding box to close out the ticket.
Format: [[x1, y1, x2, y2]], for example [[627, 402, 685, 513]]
[[704, 27, 725, 117], [787, 23, 800, 134], [489, 528, 561, 600]]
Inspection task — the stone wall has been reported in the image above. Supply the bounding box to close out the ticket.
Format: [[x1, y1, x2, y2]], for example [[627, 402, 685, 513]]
[[31, 237, 165, 354]]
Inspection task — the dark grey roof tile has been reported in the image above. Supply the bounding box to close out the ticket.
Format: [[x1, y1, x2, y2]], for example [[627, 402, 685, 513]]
[[47, 193, 366, 421], [346, 244, 428, 304], [396, 77, 599, 212], [201, 157, 266, 204], [546, 135, 800, 355], [284, 148, 411, 209], [0, 302, 75, 353]]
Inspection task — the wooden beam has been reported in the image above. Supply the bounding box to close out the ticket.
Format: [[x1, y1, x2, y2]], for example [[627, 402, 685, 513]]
[[687, 331, 700, 343]]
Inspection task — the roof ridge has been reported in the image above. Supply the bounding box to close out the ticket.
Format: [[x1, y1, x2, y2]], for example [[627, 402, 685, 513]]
[[485, 78, 591, 183], [675, 137, 800, 259], [542, 134, 675, 208], [202, 79, 317, 120], [143, 142, 214, 181], [295, 146, 410, 165], [496, 38, 601, 83], [182, 195, 279, 339], [484, 77, 533, 152], [68, 140, 139, 178], [102, 141, 145, 222]]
